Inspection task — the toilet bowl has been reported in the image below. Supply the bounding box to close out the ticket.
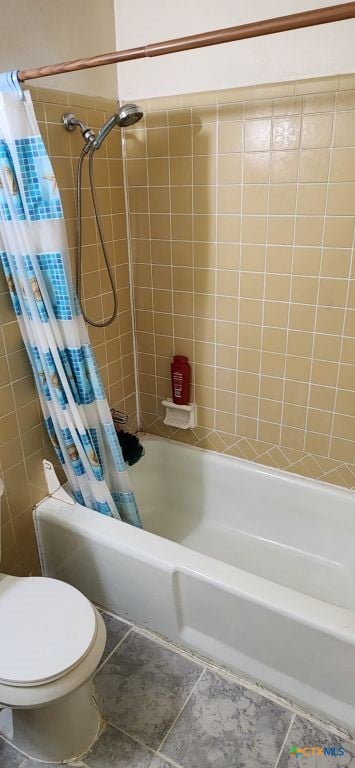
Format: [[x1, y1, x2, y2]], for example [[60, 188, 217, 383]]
[[0, 481, 106, 762]]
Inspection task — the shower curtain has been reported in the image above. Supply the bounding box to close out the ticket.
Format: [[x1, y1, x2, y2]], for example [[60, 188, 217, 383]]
[[0, 72, 141, 526]]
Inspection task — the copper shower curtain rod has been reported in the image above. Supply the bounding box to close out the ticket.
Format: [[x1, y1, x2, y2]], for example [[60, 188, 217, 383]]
[[17, 2, 355, 83]]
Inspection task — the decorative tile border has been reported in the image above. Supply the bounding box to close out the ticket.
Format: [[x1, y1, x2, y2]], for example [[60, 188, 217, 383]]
[[141, 414, 355, 490]]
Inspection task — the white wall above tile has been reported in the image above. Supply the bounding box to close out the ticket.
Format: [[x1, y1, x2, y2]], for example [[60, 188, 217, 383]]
[[114, 0, 355, 100]]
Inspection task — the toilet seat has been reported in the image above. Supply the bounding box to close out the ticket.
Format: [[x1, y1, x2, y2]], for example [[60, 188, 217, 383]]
[[0, 576, 97, 687]]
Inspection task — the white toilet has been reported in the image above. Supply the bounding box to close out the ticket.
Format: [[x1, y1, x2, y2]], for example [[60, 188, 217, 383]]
[[0, 478, 106, 763]]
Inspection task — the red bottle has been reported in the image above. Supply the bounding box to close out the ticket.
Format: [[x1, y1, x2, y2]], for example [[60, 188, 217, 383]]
[[171, 355, 191, 405]]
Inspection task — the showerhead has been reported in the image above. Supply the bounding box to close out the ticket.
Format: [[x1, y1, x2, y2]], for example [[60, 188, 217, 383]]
[[117, 103, 144, 127], [93, 103, 143, 150]]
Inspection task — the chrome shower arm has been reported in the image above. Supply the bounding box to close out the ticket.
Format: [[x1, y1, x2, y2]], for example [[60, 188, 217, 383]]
[[63, 113, 96, 144]]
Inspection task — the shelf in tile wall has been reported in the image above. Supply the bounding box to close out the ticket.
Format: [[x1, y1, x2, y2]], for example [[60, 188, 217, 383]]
[[162, 399, 196, 430]]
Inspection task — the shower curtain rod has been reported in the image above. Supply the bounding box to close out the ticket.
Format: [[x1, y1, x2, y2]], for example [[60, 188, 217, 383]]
[[17, 2, 355, 84]]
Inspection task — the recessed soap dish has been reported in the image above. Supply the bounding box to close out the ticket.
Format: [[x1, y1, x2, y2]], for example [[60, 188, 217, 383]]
[[162, 399, 196, 429]]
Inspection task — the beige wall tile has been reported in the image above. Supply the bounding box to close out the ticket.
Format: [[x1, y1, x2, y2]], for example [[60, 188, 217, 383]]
[[265, 274, 290, 301], [293, 247, 321, 276], [218, 154, 242, 184], [243, 152, 270, 183], [148, 188, 169, 216], [270, 151, 298, 183], [148, 157, 169, 185], [218, 186, 241, 214], [329, 148, 355, 182], [246, 100, 272, 119], [194, 155, 217, 185], [301, 114, 333, 148], [269, 185, 296, 214], [241, 244, 265, 271], [268, 217, 294, 245], [297, 184, 327, 215], [326, 183, 355, 216], [243, 185, 268, 214], [263, 301, 289, 328], [272, 117, 301, 150], [239, 298, 262, 325], [303, 93, 335, 114], [218, 122, 243, 153], [193, 123, 216, 155], [294, 217, 323, 247], [333, 111, 355, 147], [147, 127, 169, 157], [217, 215, 241, 243], [244, 119, 271, 152], [266, 246, 292, 274], [170, 126, 192, 156], [323, 217, 355, 248], [128, 75, 355, 491], [321, 249, 351, 278], [299, 150, 330, 182], [241, 216, 267, 244], [195, 185, 217, 214]]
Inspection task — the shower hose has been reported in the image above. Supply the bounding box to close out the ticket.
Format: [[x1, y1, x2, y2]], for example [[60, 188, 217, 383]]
[[75, 145, 118, 327]]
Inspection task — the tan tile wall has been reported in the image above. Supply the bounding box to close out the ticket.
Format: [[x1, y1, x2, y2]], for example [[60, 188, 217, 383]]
[[0, 86, 134, 575], [125, 74, 355, 489]]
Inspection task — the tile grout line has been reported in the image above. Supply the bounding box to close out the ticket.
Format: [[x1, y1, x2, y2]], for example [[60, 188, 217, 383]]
[[191, 108, 196, 411], [166, 109, 175, 390], [96, 626, 133, 671], [152, 752, 186, 768], [107, 720, 186, 768], [302, 89, 337, 455], [108, 720, 158, 755], [212, 103, 219, 433], [233, 100, 245, 440], [273, 712, 296, 768], [255, 107, 272, 443], [143, 117, 158, 422], [278, 89, 302, 452], [121, 125, 141, 431], [156, 667, 207, 756]]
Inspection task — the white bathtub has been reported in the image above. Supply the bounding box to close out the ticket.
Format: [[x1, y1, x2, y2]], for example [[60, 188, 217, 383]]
[[34, 435, 355, 735]]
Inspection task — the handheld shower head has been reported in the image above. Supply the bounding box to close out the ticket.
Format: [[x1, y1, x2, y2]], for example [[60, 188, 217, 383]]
[[93, 103, 143, 150], [116, 103, 144, 127]]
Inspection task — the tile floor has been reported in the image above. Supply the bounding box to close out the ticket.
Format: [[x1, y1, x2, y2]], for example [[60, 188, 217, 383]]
[[1, 609, 355, 768]]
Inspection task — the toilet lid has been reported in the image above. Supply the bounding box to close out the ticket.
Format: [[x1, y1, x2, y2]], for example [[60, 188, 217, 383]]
[[0, 576, 97, 686]]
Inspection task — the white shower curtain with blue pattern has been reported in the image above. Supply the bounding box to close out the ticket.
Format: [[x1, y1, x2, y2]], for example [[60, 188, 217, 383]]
[[0, 73, 141, 526]]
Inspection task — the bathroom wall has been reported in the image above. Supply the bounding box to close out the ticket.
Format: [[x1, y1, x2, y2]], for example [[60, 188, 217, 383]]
[[115, 0, 355, 100], [0, 0, 117, 98], [125, 73, 355, 489], [0, 85, 133, 575]]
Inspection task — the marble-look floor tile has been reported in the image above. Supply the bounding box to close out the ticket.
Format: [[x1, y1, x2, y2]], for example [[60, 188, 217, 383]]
[[0, 737, 25, 767], [100, 610, 130, 661], [85, 724, 175, 768], [277, 716, 355, 768], [161, 669, 292, 768], [95, 631, 202, 750]]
